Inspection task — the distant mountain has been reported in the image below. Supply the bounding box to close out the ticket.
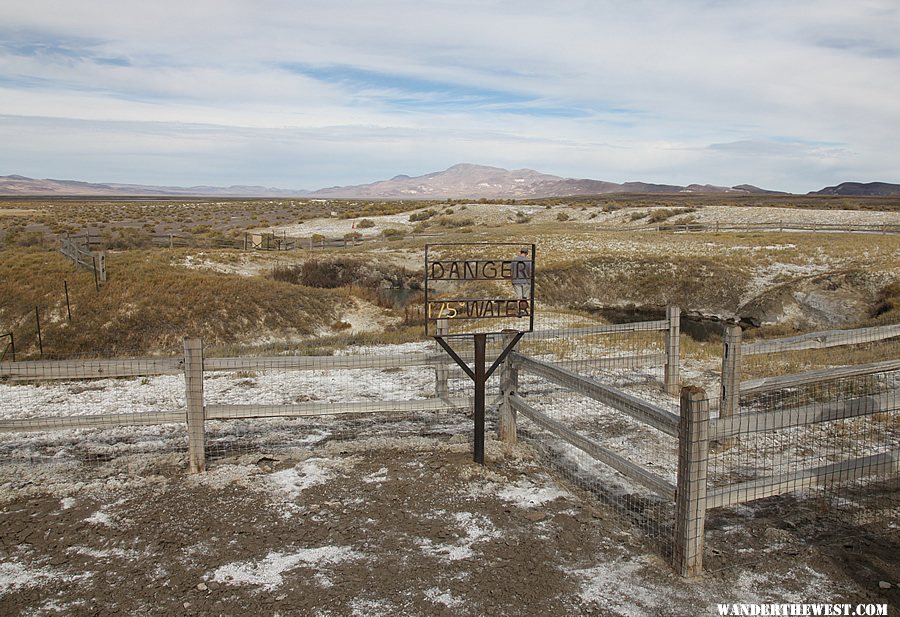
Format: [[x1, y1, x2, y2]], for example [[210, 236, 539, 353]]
[[732, 184, 789, 195], [307, 164, 760, 199], [1, 166, 790, 199], [0, 175, 309, 197], [809, 182, 900, 197]]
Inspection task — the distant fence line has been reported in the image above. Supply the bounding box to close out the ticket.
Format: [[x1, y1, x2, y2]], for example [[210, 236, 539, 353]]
[[634, 221, 900, 234]]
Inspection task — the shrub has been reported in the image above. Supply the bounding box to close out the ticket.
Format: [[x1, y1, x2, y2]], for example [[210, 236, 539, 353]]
[[408, 209, 436, 222], [514, 211, 532, 224], [8, 230, 45, 247], [646, 207, 697, 224], [382, 228, 406, 239], [556, 212, 570, 222], [435, 216, 474, 228], [299, 258, 363, 288], [103, 228, 152, 249], [357, 219, 375, 229]]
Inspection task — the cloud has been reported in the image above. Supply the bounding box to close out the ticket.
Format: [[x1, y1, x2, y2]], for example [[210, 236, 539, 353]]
[[1, 1, 899, 192]]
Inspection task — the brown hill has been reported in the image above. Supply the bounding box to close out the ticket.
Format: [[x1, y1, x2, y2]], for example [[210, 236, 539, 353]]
[[809, 182, 900, 197]]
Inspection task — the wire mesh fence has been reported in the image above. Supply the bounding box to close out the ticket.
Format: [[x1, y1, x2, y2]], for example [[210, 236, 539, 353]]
[[199, 338, 489, 462], [519, 318, 676, 412], [703, 365, 900, 571], [0, 349, 187, 472], [741, 327, 900, 382], [509, 321, 681, 562], [2, 314, 897, 579], [512, 384, 679, 561]]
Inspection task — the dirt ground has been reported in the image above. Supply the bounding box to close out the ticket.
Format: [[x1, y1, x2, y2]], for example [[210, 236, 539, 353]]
[[1, 435, 897, 617]]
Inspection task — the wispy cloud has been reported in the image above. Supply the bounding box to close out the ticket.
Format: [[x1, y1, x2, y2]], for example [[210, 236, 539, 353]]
[[1, 0, 898, 192]]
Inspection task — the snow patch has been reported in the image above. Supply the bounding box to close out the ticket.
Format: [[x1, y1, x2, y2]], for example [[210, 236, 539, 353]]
[[495, 478, 570, 507], [571, 555, 672, 613], [419, 511, 500, 561], [84, 510, 114, 526], [268, 458, 333, 498], [0, 560, 90, 594], [425, 586, 465, 608], [210, 546, 360, 591]]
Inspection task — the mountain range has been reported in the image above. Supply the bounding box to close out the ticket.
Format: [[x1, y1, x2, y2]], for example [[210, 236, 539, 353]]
[[1, 165, 897, 199]]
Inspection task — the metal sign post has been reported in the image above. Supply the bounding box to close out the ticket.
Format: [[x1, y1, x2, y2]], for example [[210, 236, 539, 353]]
[[425, 243, 535, 465]]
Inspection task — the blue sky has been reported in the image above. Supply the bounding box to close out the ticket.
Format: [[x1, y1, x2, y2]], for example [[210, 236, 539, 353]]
[[1, 0, 898, 193]]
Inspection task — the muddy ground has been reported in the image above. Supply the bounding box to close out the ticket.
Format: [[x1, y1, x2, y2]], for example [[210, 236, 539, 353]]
[[1, 435, 897, 616]]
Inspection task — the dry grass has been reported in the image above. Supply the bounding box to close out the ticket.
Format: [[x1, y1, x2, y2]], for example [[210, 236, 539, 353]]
[[0, 248, 345, 357], [2, 195, 896, 357], [742, 338, 900, 380]]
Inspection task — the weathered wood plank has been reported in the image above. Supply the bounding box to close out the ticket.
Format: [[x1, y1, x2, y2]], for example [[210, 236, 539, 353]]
[[707, 449, 900, 509], [740, 359, 900, 395], [204, 353, 431, 371], [205, 397, 473, 419], [742, 324, 900, 356], [0, 358, 183, 381], [184, 338, 205, 474], [711, 390, 899, 439], [510, 394, 676, 500], [512, 353, 680, 436], [0, 410, 185, 433], [553, 353, 667, 370], [720, 324, 742, 419], [665, 306, 681, 396], [524, 320, 668, 340], [674, 387, 710, 577]]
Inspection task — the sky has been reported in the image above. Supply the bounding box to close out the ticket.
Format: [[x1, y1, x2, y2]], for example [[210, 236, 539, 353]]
[[1, 0, 899, 193]]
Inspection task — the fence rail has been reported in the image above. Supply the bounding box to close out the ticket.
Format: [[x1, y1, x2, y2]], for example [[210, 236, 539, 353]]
[[706, 449, 899, 510], [511, 353, 679, 436], [634, 222, 900, 235], [59, 234, 106, 284], [720, 322, 900, 414], [740, 358, 900, 395], [509, 394, 676, 499], [710, 389, 898, 439], [206, 397, 475, 420], [741, 323, 900, 355], [0, 357, 183, 380]]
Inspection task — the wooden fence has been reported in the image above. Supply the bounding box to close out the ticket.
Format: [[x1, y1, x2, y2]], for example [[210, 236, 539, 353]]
[[5, 312, 894, 576], [59, 234, 106, 285], [496, 320, 898, 576], [719, 322, 900, 414], [636, 221, 900, 235], [0, 311, 680, 443]]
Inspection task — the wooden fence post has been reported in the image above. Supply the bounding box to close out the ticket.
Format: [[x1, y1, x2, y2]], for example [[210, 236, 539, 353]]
[[183, 338, 206, 474], [720, 324, 742, 418], [674, 386, 710, 577], [434, 318, 450, 398], [498, 332, 520, 444], [94, 253, 107, 283], [665, 305, 681, 396]]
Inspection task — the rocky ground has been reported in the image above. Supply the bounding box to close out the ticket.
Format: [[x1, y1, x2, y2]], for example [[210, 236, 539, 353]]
[[1, 435, 897, 617]]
